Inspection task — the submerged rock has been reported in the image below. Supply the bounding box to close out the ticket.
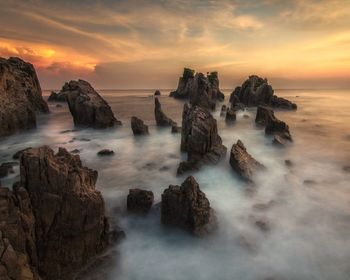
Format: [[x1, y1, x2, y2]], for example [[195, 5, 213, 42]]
[[48, 90, 67, 102], [230, 75, 297, 110], [154, 97, 177, 127], [255, 106, 292, 142], [131, 116, 149, 135], [97, 149, 114, 156], [0, 57, 49, 137], [229, 140, 265, 181], [170, 68, 224, 109], [161, 176, 216, 236], [127, 189, 154, 213], [178, 104, 227, 174], [62, 80, 121, 128]]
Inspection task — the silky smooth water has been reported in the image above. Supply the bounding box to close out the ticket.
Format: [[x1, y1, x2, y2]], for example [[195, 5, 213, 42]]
[[1, 89, 350, 280]]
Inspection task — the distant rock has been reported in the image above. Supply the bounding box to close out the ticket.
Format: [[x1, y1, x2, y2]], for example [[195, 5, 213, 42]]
[[284, 159, 293, 167], [220, 105, 227, 116], [48, 90, 67, 102], [229, 140, 265, 181], [225, 108, 236, 123], [154, 90, 161, 96], [97, 149, 114, 156], [178, 104, 227, 174], [131, 116, 149, 135], [170, 68, 225, 109], [229, 75, 297, 110], [255, 106, 292, 142], [0, 57, 49, 137], [303, 179, 317, 186], [70, 149, 81, 154], [161, 176, 217, 236], [154, 97, 177, 127], [62, 79, 121, 128], [171, 125, 181, 134], [127, 189, 154, 213]]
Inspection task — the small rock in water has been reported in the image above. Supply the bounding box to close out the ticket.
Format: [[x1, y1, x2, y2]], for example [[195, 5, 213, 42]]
[[60, 129, 78, 134], [131, 116, 149, 135], [159, 165, 170, 171], [73, 137, 91, 142], [127, 189, 154, 214], [70, 149, 81, 154], [252, 200, 275, 211], [97, 149, 114, 156], [154, 90, 161, 96], [303, 179, 317, 186], [143, 162, 157, 170], [285, 159, 293, 167], [273, 135, 286, 146], [342, 166, 350, 173], [243, 114, 250, 119], [255, 218, 271, 232]]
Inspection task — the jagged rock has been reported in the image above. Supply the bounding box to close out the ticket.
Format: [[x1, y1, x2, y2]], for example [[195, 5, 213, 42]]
[[127, 189, 154, 213], [0, 162, 16, 178], [225, 109, 236, 123], [170, 68, 224, 109], [229, 87, 245, 111], [0, 57, 49, 137], [154, 90, 161, 96], [97, 149, 114, 156], [161, 176, 216, 236], [178, 104, 227, 174], [255, 106, 292, 141], [230, 75, 297, 110], [171, 125, 181, 134], [62, 79, 121, 128], [17, 146, 110, 279], [154, 98, 177, 127], [131, 116, 149, 135], [229, 140, 265, 181], [13, 147, 32, 160], [48, 91, 67, 102]]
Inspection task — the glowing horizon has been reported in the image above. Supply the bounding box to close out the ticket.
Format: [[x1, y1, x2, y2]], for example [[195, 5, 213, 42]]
[[1, 0, 350, 89]]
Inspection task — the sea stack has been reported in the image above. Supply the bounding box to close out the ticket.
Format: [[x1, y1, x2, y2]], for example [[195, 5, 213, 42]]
[[154, 97, 177, 127], [0, 57, 49, 137], [62, 79, 121, 128]]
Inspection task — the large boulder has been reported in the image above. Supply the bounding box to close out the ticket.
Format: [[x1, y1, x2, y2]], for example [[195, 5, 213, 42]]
[[0, 57, 49, 137], [178, 104, 227, 174], [229, 140, 265, 181], [229, 75, 297, 110], [255, 106, 292, 141], [161, 176, 216, 236], [170, 68, 224, 109], [127, 189, 154, 213], [62, 80, 121, 128], [131, 116, 149, 135], [154, 98, 177, 127]]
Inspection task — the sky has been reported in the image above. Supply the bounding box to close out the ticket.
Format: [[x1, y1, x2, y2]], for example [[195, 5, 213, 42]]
[[0, 0, 350, 89]]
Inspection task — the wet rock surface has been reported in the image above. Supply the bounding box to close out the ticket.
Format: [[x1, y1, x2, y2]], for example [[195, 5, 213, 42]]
[[229, 140, 265, 181], [178, 104, 227, 174], [62, 79, 121, 128], [127, 189, 154, 213], [230, 75, 297, 110], [154, 98, 177, 127], [131, 116, 149, 135], [0, 57, 49, 137], [161, 176, 217, 236]]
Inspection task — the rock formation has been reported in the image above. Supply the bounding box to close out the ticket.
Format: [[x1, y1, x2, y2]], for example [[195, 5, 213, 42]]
[[47, 91, 67, 102], [0, 146, 112, 280], [0, 57, 49, 137], [62, 80, 121, 128], [255, 106, 292, 142], [170, 68, 225, 109], [229, 140, 265, 181], [161, 176, 216, 236], [154, 90, 161, 96], [154, 98, 177, 127], [229, 75, 297, 110], [225, 108, 236, 123], [178, 104, 227, 174], [127, 189, 154, 213], [131, 116, 149, 135]]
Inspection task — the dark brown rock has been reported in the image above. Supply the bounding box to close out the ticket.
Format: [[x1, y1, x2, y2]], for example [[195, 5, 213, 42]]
[[131, 116, 149, 135], [178, 104, 227, 174], [13, 147, 32, 160], [0, 162, 16, 178], [48, 91, 67, 102], [161, 176, 216, 236], [225, 108, 236, 123], [127, 189, 154, 213], [0, 57, 49, 137], [97, 149, 114, 156], [220, 105, 227, 116], [230, 75, 297, 110], [63, 80, 121, 128], [154, 98, 177, 127], [171, 125, 181, 133], [154, 90, 161, 96], [285, 160, 293, 167], [229, 140, 265, 181]]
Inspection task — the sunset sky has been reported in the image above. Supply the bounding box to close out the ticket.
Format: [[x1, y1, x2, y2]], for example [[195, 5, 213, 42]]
[[1, 0, 350, 89]]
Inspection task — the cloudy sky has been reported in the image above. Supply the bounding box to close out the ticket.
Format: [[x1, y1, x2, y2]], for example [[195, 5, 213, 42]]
[[1, 0, 349, 89]]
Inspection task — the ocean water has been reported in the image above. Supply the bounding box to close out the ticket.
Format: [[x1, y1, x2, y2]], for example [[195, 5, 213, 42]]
[[1, 89, 350, 280]]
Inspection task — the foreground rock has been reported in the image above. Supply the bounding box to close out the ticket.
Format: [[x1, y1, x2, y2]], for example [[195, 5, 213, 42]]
[[161, 176, 216, 236], [0, 57, 49, 137], [97, 149, 114, 156], [48, 90, 67, 102], [62, 80, 121, 128], [0, 146, 111, 280], [127, 189, 154, 213], [255, 106, 292, 141], [131, 116, 149, 135], [229, 140, 265, 181], [154, 98, 177, 127], [170, 68, 224, 109], [229, 75, 297, 110], [178, 104, 227, 174]]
